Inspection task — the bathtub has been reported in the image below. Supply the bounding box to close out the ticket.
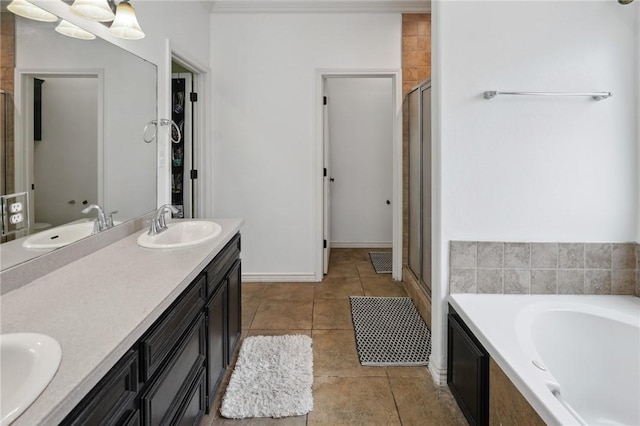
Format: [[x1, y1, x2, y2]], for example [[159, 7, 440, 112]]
[[448, 294, 640, 426]]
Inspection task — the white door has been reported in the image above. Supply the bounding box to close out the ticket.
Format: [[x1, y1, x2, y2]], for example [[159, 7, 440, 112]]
[[323, 92, 331, 274], [172, 73, 193, 218]]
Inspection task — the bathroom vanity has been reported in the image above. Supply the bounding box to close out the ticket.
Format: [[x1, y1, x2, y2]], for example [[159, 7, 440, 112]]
[[0, 218, 243, 425]]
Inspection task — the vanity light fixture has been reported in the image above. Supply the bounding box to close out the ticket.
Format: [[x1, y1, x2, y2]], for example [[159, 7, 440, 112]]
[[55, 20, 96, 40], [109, 0, 145, 40], [69, 0, 115, 22], [6, 0, 57, 22]]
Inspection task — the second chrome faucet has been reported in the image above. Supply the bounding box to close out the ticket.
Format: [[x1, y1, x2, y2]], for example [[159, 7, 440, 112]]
[[148, 204, 179, 235]]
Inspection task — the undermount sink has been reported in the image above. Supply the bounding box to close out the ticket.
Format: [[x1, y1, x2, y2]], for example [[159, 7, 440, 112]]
[[137, 221, 222, 249], [1, 333, 62, 426], [22, 221, 121, 250]]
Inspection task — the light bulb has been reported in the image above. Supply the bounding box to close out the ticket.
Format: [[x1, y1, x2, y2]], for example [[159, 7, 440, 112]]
[[55, 20, 96, 40], [70, 0, 115, 22], [109, 1, 144, 40], [7, 0, 57, 22]]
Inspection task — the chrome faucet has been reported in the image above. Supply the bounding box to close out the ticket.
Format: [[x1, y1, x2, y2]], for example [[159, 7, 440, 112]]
[[148, 204, 179, 236], [82, 204, 117, 234]]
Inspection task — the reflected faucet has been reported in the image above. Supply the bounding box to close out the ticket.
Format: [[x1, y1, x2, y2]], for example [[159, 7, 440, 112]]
[[148, 204, 179, 236], [82, 204, 116, 234]]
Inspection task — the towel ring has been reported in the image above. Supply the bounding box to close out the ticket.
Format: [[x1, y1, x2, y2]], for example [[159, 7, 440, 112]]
[[142, 119, 181, 144], [143, 120, 157, 143]]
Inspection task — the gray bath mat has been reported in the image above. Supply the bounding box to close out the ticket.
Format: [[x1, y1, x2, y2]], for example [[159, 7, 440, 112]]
[[220, 335, 313, 419], [369, 251, 392, 273], [349, 296, 431, 366]]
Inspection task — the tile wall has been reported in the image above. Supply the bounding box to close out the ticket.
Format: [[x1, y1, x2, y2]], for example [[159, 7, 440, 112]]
[[450, 241, 639, 296], [402, 14, 431, 265], [1, 11, 15, 195]]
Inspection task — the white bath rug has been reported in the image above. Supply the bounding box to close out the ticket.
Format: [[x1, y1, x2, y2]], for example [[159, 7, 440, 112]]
[[219, 335, 314, 419]]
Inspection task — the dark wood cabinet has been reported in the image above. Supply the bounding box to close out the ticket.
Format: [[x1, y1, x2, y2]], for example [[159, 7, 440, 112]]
[[62, 233, 241, 426], [226, 260, 241, 364], [447, 306, 489, 426], [204, 234, 242, 412], [61, 350, 139, 426], [205, 282, 226, 410], [141, 314, 206, 425]]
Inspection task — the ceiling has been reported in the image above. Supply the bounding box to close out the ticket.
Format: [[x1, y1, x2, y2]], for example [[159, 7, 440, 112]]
[[200, 0, 430, 13]]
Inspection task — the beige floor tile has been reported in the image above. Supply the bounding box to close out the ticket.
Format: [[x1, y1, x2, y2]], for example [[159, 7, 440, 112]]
[[361, 277, 408, 297], [263, 282, 314, 300], [241, 298, 260, 330], [312, 329, 383, 377], [312, 298, 354, 330], [389, 376, 467, 426], [329, 248, 372, 263], [242, 282, 266, 300], [325, 261, 360, 278], [314, 277, 363, 299], [356, 260, 378, 277], [202, 249, 455, 426], [251, 299, 313, 330], [308, 376, 401, 425], [385, 365, 431, 379]]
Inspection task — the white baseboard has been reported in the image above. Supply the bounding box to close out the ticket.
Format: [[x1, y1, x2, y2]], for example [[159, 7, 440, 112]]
[[330, 242, 392, 249], [429, 361, 448, 386], [242, 272, 318, 283]]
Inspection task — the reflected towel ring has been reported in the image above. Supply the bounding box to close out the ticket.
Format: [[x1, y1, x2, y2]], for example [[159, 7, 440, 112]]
[[142, 119, 181, 144], [143, 120, 157, 143]]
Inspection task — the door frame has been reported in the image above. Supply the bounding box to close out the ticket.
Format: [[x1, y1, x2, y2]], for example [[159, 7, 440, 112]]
[[314, 69, 403, 281], [15, 69, 104, 228], [167, 41, 210, 217]]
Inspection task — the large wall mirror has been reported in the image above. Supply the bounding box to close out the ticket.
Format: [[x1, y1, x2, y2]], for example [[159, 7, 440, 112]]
[[0, 8, 157, 270]]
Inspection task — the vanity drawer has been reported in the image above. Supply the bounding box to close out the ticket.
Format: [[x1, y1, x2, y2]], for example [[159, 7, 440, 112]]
[[206, 234, 240, 298], [172, 366, 206, 426], [61, 350, 139, 426], [141, 313, 206, 426], [141, 275, 206, 381]]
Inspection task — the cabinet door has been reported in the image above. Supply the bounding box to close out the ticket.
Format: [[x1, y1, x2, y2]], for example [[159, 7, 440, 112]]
[[173, 368, 206, 426], [226, 260, 242, 364], [141, 275, 206, 381], [61, 350, 138, 426], [141, 314, 206, 426], [206, 282, 226, 412], [447, 311, 489, 426]]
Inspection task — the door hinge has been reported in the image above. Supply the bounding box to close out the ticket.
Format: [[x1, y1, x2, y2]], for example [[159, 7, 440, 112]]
[[323, 96, 327, 105], [323, 168, 327, 177], [190, 170, 198, 179], [323, 239, 327, 249], [190, 92, 198, 102], [31, 184, 35, 190]]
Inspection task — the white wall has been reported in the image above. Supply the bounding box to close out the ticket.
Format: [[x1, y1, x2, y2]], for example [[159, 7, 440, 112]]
[[210, 13, 402, 279], [34, 77, 98, 226], [430, 0, 639, 383], [326, 77, 393, 247]]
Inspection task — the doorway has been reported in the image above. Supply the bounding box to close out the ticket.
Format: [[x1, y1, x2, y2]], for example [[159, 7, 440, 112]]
[[16, 71, 103, 229], [169, 49, 209, 218], [315, 70, 403, 281]]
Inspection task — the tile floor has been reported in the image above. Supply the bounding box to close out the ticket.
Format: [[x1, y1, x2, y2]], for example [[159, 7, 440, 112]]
[[201, 249, 467, 426]]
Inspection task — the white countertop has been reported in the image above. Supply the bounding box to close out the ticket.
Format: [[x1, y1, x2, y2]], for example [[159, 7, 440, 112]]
[[0, 218, 243, 425]]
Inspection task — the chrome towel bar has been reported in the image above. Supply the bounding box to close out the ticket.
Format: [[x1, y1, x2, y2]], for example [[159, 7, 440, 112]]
[[483, 91, 612, 101]]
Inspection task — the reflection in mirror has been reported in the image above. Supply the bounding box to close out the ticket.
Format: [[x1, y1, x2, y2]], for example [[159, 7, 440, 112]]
[[0, 10, 157, 270]]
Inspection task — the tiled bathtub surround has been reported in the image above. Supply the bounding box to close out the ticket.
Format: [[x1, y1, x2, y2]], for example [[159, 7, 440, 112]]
[[449, 241, 639, 296]]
